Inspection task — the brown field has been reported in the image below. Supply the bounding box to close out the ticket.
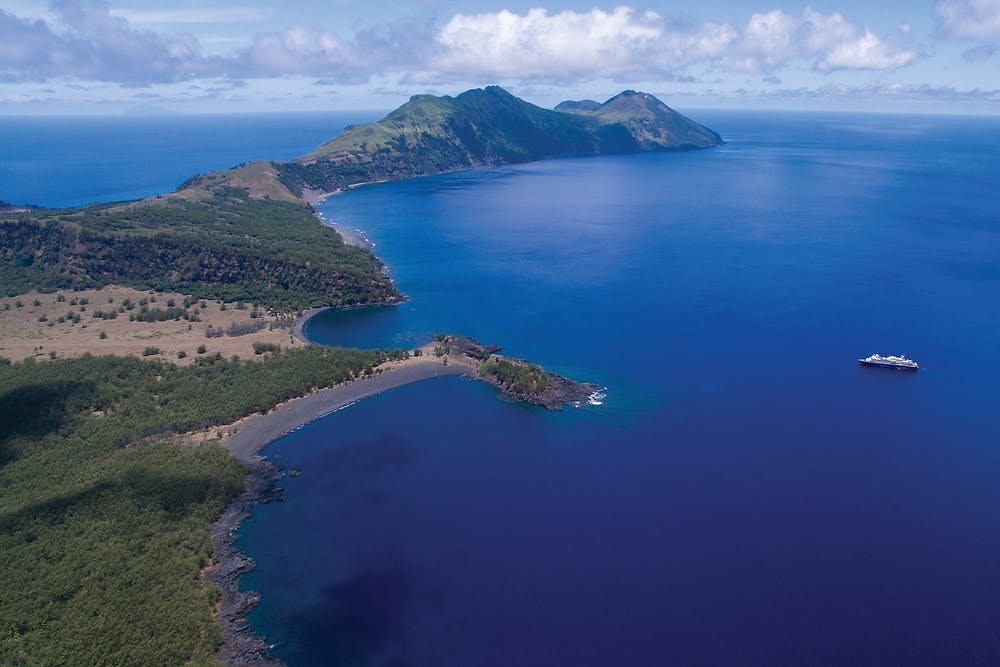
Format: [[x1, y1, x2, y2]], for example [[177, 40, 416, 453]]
[[0, 286, 303, 364]]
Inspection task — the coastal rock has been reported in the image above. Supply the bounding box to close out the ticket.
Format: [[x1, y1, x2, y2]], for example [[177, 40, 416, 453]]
[[435, 334, 603, 410], [206, 459, 286, 666]]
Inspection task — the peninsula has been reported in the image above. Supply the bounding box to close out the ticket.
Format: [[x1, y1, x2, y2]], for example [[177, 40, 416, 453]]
[[0, 87, 719, 665]]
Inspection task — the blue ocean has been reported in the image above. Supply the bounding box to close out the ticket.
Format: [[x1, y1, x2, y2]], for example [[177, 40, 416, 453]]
[[5, 109, 1000, 665], [0, 111, 378, 208]]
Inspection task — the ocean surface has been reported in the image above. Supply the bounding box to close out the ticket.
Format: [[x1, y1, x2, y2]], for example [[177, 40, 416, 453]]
[[6, 110, 1000, 665], [0, 111, 378, 208]]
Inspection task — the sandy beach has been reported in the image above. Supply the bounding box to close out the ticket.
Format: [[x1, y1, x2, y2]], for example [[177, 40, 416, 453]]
[[289, 306, 328, 344], [208, 345, 477, 665], [223, 355, 474, 463], [304, 186, 377, 248]]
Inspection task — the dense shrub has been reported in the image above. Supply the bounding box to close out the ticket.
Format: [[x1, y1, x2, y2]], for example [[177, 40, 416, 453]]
[[0, 193, 397, 311], [479, 357, 548, 394], [0, 345, 403, 664]]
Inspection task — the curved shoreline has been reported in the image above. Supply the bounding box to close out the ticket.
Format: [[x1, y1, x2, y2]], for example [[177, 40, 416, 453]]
[[289, 306, 326, 345], [227, 358, 474, 463], [208, 353, 475, 665], [305, 187, 375, 249]]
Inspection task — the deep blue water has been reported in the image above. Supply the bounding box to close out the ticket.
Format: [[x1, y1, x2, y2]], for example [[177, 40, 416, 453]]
[[244, 111, 1000, 666], [0, 111, 377, 208], [5, 110, 1000, 665]]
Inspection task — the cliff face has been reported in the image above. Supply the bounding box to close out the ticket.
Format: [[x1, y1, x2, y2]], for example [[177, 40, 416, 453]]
[[279, 86, 722, 193]]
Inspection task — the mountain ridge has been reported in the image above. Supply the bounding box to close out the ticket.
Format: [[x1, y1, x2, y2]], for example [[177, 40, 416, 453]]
[[191, 86, 724, 199]]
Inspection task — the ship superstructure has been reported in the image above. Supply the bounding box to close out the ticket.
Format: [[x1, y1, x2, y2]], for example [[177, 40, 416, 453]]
[[859, 354, 919, 370]]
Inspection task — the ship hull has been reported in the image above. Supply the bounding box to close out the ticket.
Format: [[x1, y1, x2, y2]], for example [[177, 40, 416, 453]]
[[859, 359, 919, 370]]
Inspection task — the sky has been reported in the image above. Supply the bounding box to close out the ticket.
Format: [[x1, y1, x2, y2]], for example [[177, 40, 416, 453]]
[[1, 0, 999, 114]]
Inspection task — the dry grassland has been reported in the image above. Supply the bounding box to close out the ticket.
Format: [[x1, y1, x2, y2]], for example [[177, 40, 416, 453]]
[[0, 286, 303, 364]]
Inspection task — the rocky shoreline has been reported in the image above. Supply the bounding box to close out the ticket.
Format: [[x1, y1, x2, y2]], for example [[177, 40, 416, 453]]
[[204, 334, 601, 665], [204, 357, 476, 665], [435, 334, 605, 410], [205, 457, 286, 666]]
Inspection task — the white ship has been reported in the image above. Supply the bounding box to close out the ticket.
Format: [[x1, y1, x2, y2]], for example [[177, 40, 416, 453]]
[[859, 353, 919, 370]]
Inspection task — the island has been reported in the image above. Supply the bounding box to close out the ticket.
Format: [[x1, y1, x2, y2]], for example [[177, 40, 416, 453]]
[[0, 87, 720, 665], [275, 86, 722, 196]]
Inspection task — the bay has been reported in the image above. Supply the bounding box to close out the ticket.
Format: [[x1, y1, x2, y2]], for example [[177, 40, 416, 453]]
[[241, 111, 1000, 665], [4, 108, 1000, 665]]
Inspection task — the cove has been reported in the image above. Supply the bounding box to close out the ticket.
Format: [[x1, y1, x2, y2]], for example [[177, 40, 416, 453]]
[[239, 110, 1000, 666]]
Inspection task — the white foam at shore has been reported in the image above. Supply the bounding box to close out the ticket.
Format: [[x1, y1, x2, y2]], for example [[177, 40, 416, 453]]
[[587, 389, 607, 406], [314, 211, 375, 248]]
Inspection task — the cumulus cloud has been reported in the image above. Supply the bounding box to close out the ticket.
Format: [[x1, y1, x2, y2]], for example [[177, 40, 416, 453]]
[[936, 0, 1000, 40], [432, 7, 668, 78], [0, 0, 220, 83], [237, 27, 353, 76], [0, 0, 419, 84], [427, 6, 918, 81], [0, 2, 920, 87], [728, 9, 918, 72], [226, 17, 440, 83]]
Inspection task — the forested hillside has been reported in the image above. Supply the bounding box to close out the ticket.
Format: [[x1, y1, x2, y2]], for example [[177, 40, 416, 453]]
[[0, 187, 397, 311], [0, 346, 404, 665]]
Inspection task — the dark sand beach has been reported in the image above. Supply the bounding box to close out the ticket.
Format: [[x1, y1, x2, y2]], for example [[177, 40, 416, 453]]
[[225, 358, 473, 463], [289, 307, 327, 346], [208, 347, 475, 665]]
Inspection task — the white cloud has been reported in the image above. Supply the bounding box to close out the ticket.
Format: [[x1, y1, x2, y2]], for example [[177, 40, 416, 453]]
[[727, 9, 918, 72], [936, 0, 1000, 40], [240, 27, 353, 76], [818, 29, 919, 71], [428, 6, 918, 81], [0, 3, 921, 88], [0, 0, 221, 83], [433, 7, 665, 78]]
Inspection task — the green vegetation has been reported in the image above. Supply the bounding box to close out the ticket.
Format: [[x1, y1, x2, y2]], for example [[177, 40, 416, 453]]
[[554, 90, 724, 149], [479, 357, 548, 395], [205, 320, 265, 338], [285, 86, 722, 193], [0, 188, 396, 311], [130, 306, 198, 323], [0, 345, 405, 665]]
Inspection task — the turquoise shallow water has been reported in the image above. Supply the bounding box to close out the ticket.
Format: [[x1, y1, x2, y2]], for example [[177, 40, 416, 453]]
[[240, 111, 1000, 665]]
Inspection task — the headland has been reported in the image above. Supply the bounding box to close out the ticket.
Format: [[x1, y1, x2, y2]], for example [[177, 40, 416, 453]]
[[204, 329, 601, 664], [0, 85, 718, 666]]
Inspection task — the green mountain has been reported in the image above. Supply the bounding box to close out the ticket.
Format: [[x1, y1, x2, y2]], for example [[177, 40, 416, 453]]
[[556, 90, 723, 150], [278, 86, 722, 194]]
